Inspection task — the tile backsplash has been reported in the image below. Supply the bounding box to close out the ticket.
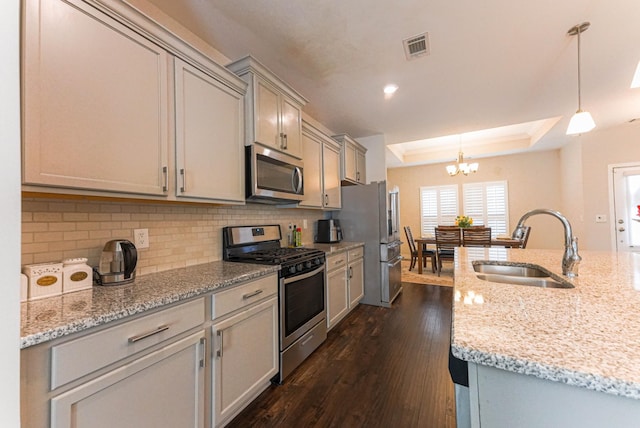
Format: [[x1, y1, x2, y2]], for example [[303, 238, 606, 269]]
[[22, 198, 326, 276]]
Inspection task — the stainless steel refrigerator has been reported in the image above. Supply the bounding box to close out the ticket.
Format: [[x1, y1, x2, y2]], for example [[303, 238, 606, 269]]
[[334, 181, 402, 307]]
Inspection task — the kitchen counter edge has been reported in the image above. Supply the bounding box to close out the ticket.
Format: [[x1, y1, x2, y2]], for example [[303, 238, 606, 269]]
[[20, 261, 279, 349]]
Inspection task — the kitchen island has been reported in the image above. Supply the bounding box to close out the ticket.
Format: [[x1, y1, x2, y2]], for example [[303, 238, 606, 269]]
[[452, 247, 640, 427]]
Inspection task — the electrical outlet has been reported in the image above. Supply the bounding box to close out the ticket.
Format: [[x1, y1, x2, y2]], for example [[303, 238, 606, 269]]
[[134, 228, 149, 249], [303, 219, 308, 229], [595, 215, 607, 223]]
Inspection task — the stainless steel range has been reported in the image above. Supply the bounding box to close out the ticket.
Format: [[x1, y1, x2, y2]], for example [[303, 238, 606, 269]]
[[223, 225, 326, 383]]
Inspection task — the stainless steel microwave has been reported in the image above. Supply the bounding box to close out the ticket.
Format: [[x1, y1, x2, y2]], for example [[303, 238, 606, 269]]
[[246, 144, 304, 204]]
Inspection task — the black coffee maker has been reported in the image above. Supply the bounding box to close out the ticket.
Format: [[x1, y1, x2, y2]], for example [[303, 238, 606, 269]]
[[316, 219, 343, 243]]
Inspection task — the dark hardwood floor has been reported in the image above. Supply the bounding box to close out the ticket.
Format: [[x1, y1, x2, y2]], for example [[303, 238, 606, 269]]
[[227, 282, 456, 428]]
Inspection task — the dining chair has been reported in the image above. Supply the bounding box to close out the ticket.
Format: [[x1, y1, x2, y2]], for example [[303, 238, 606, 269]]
[[462, 227, 492, 247], [435, 226, 461, 276], [404, 226, 436, 273]]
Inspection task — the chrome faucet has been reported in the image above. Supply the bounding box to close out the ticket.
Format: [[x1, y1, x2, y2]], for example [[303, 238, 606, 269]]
[[512, 209, 581, 278]]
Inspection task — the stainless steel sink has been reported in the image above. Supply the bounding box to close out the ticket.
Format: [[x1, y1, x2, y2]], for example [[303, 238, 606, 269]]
[[472, 261, 575, 289]]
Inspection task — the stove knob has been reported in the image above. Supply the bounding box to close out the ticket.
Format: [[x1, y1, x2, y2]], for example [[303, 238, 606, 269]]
[[289, 266, 297, 275], [296, 264, 304, 272], [305, 261, 312, 269]]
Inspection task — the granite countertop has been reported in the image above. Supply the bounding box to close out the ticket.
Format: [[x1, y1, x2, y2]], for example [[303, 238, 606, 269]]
[[452, 246, 640, 399], [306, 241, 364, 254], [21, 261, 279, 349]]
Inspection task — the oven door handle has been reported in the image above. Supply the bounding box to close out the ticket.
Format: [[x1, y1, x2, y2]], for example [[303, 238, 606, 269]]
[[283, 264, 325, 284]]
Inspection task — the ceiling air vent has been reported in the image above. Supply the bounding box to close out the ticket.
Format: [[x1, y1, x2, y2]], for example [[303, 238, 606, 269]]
[[403, 32, 430, 60]]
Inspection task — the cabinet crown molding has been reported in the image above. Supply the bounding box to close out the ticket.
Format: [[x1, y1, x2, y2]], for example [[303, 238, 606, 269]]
[[227, 55, 308, 106]]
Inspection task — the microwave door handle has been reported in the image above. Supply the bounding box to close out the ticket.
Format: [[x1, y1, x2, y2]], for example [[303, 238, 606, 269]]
[[292, 167, 303, 194]]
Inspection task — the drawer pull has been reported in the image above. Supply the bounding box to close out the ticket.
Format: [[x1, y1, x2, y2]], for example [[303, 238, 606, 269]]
[[242, 289, 263, 300], [127, 325, 169, 343]]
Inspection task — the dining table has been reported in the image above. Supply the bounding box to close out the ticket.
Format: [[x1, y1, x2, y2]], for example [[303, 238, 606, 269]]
[[414, 235, 523, 274]]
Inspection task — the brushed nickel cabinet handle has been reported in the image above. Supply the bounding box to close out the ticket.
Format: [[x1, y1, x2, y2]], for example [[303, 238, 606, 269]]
[[216, 330, 223, 358], [162, 166, 168, 192], [180, 168, 186, 192], [199, 337, 206, 368], [242, 289, 263, 300], [128, 325, 169, 343]]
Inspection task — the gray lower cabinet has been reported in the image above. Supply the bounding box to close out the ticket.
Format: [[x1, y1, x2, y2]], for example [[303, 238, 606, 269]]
[[326, 246, 365, 331], [21, 298, 206, 428], [51, 331, 206, 428], [211, 274, 279, 427], [326, 252, 349, 330], [21, 274, 280, 428]]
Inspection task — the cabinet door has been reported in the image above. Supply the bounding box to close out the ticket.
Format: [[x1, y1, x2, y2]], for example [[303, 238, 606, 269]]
[[348, 257, 365, 308], [281, 97, 303, 158], [343, 142, 358, 183], [356, 149, 367, 184], [322, 142, 341, 209], [299, 131, 323, 208], [326, 266, 349, 330], [22, 0, 169, 196], [51, 332, 205, 428], [254, 79, 280, 150], [174, 58, 244, 203], [212, 296, 278, 427]]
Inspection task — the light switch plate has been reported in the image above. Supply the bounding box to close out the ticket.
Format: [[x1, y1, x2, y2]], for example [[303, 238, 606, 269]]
[[595, 215, 607, 223], [134, 228, 149, 249]]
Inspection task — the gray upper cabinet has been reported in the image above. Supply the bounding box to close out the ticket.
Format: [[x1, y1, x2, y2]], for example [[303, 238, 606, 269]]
[[22, 0, 170, 196], [332, 134, 367, 185], [22, 0, 247, 204], [174, 58, 245, 203], [299, 120, 341, 209], [227, 56, 308, 159]]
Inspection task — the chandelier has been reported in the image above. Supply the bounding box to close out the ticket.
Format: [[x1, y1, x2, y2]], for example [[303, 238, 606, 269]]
[[446, 136, 478, 176]]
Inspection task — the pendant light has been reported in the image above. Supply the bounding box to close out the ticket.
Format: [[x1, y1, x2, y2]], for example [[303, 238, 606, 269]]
[[566, 22, 595, 135], [446, 136, 478, 176]]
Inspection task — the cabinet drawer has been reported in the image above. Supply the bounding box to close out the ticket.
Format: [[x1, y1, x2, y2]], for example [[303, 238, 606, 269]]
[[348, 246, 364, 261], [211, 274, 278, 320], [326, 252, 347, 272], [51, 298, 204, 390]]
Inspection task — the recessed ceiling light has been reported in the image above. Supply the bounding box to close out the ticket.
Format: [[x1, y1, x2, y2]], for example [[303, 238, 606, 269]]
[[384, 84, 398, 96]]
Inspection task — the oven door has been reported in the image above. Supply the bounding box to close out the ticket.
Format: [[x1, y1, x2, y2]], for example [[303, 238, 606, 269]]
[[280, 265, 326, 350]]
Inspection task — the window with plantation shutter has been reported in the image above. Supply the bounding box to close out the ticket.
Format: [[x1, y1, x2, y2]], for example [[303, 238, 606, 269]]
[[420, 185, 458, 236], [462, 181, 509, 237]]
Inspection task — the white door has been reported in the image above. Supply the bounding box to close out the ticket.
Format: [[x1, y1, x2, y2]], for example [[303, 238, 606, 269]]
[[611, 164, 640, 252]]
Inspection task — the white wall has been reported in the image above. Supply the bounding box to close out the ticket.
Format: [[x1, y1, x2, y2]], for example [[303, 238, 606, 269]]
[[356, 134, 387, 183], [1, 0, 22, 425], [571, 121, 640, 250]]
